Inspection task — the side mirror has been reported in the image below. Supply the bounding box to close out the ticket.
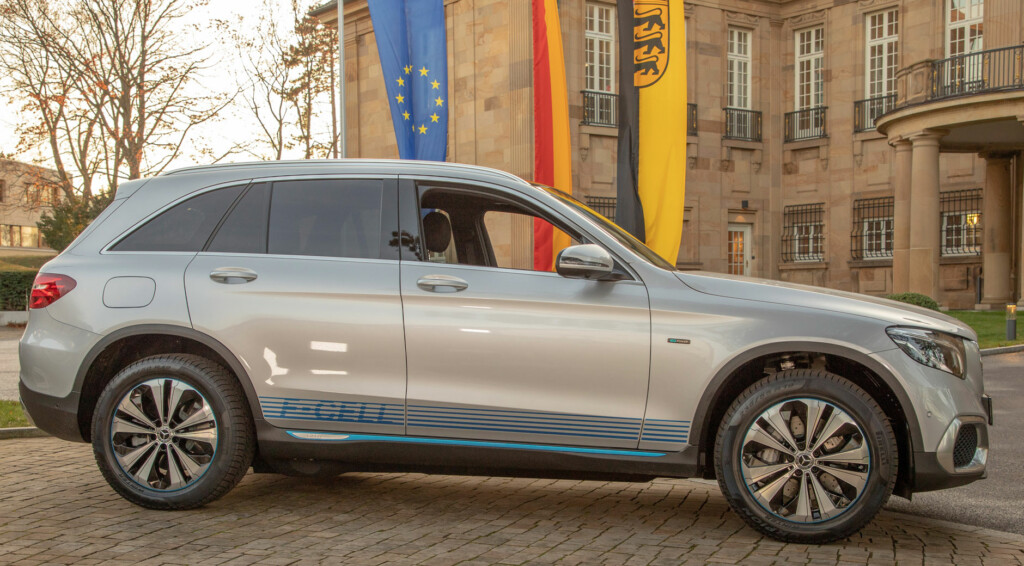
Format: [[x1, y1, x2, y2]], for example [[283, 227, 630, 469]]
[[555, 244, 615, 280]]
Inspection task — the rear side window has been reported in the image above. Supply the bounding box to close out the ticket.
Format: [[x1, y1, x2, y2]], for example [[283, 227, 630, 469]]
[[268, 179, 383, 259], [111, 185, 244, 252], [208, 183, 270, 254]]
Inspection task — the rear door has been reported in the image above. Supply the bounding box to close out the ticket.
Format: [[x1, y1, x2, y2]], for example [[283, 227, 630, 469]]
[[184, 177, 407, 435]]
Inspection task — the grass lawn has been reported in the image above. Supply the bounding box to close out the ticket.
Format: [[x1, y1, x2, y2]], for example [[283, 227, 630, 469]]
[[0, 254, 53, 272], [947, 310, 1024, 349], [0, 400, 30, 428]]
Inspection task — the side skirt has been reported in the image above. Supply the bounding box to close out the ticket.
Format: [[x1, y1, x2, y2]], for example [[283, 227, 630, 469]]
[[254, 420, 703, 481]]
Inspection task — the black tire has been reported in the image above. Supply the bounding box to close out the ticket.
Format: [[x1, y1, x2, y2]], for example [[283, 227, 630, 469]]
[[714, 369, 898, 543], [91, 354, 255, 509]]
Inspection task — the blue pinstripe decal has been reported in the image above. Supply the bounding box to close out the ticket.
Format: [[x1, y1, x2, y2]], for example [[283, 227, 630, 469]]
[[284, 431, 667, 457], [263, 397, 691, 445]]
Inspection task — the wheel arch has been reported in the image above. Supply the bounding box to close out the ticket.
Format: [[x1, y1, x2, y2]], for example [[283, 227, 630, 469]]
[[75, 324, 263, 442], [691, 341, 921, 499]]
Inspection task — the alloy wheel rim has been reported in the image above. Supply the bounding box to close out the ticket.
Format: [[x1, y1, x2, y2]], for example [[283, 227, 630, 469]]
[[739, 398, 871, 523], [110, 378, 218, 491]]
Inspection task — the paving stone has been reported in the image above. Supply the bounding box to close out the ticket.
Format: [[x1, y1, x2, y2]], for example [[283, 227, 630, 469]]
[[0, 437, 1022, 565]]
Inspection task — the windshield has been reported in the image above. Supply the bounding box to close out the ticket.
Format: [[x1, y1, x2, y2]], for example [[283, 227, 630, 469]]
[[536, 185, 677, 271]]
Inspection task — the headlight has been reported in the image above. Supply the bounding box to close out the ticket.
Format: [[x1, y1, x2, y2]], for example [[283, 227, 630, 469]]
[[886, 327, 966, 379]]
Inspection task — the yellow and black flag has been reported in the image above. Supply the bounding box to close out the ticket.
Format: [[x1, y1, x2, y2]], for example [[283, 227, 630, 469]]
[[615, 0, 686, 263]]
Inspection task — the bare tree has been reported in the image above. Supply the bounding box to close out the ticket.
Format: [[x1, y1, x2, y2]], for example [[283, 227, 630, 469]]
[[283, 5, 337, 160], [0, 0, 228, 200], [231, 0, 297, 160]]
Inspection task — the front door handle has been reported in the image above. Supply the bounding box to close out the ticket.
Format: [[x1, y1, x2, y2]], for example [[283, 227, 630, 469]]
[[210, 267, 258, 284], [417, 274, 468, 292]]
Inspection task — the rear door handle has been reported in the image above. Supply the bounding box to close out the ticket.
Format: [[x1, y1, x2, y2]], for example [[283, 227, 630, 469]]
[[417, 274, 468, 292], [210, 267, 258, 284]]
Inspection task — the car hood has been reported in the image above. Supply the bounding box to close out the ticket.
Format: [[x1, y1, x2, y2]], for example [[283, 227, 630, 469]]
[[675, 271, 977, 341]]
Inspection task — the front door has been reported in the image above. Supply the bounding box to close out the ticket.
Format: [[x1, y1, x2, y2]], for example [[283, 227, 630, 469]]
[[398, 179, 652, 449], [184, 178, 407, 436], [727, 223, 752, 276]]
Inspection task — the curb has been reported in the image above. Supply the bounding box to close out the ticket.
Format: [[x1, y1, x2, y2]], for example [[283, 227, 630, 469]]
[[0, 427, 49, 440], [981, 344, 1024, 357]]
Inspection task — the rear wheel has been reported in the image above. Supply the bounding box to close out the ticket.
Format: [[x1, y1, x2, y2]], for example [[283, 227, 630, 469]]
[[91, 354, 255, 509], [714, 369, 897, 543]]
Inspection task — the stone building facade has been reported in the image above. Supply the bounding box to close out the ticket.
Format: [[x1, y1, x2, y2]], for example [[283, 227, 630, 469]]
[[0, 159, 59, 255], [314, 0, 1024, 309]]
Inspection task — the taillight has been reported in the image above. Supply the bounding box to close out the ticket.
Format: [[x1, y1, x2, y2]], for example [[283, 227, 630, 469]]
[[30, 273, 77, 309]]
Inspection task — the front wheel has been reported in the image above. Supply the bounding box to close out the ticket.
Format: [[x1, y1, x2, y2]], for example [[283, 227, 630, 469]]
[[714, 369, 898, 543], [91, 354, 255, 509]]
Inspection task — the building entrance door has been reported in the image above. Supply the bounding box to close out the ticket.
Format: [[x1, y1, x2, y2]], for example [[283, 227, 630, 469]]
[[727, 224, 752, 276]]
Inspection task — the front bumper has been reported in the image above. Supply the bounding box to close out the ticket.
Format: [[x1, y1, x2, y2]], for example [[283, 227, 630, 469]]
[[913, 412, 990, 492], [19, 381, 84, 442]]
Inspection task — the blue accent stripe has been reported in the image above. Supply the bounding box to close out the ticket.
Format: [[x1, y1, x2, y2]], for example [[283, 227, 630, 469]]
[[408, 404, 642, 425], [284, 431, 666, 458], [640, 419, 691, 444], [407, 421, 639, 440]]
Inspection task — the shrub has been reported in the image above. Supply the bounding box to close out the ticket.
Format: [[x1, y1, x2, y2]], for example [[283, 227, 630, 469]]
[[885, 292, 940, 311], [0, 270, 37, 311]]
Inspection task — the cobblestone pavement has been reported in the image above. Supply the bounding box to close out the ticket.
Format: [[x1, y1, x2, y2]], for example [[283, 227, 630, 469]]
[[1, 438, 1023, 565]]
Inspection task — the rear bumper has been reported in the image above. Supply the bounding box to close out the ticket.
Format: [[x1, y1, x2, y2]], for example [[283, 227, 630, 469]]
[[18, 381, 84, 442]]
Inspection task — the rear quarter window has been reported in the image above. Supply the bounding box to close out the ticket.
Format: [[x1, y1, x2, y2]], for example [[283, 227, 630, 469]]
[[111, 185, 244, 252]]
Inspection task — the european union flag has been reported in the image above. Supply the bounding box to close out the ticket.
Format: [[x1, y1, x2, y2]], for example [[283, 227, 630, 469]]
[[368, 0, 448, 161]]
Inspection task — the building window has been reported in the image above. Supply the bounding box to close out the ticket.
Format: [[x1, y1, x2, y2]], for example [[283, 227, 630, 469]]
[[795, 27, 825, 111], [866, 9, 899, 99], [941, 189, 982, 257], [0, 180, 5, 203], [585, 3, 615, 93], [727, 27, 751, 110], [783, 203, 825, 263], [851, 197, 894, 260], [25, 185, 57, 207], [0, 225, 41, 248], [947, 0, 983, 58]]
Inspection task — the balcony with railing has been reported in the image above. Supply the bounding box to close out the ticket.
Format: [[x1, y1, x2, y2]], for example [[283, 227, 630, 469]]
[[723, 108, 762, 142], [784, 107, 828, 142], [876, 45, 1024, 150], [582, 90, 618, 127], [854, 95, 897, 132]]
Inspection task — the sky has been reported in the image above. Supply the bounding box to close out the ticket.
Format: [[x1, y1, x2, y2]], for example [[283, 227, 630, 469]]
[[0, 0, 331, 175]]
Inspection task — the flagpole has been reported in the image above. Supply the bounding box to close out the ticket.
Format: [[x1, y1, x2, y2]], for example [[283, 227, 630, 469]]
[[338, 0, 347, 158]]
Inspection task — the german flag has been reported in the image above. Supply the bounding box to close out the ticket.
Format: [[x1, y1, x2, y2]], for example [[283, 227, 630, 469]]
[[532, 0, 572, 271]]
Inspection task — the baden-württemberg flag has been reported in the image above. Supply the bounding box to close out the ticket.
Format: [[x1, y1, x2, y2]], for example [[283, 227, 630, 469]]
[[616, 0, 686, 264], [368, 0, 448, 161]]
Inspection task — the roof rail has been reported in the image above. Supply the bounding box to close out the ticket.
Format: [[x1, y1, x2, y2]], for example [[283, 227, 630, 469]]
[[159, 159, 526, 185]]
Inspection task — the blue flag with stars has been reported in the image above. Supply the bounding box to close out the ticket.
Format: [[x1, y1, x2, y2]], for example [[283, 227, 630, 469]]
[[368, 0, 448, 161]]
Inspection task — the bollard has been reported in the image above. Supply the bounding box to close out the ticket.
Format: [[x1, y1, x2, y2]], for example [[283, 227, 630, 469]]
[[1007, 304, 1017, 341]]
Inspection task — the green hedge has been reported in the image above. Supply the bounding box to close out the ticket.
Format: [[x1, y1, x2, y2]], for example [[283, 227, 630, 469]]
[[885, 292, 940, 311], [0, 270, 37, 311]]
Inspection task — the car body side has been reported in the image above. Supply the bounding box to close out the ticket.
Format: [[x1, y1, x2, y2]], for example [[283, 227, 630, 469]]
[[19, 160, 988, 497]]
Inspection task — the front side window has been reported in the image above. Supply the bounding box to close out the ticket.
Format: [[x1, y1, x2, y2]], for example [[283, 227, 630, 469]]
[[112, 185, 245, 252], [783, 203, 825, 263], [415, 184, 582, 272], [268, 179, 383, 259]]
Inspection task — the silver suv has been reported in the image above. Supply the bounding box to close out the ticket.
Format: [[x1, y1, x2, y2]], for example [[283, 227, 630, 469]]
[[20, 160, 991, 543]]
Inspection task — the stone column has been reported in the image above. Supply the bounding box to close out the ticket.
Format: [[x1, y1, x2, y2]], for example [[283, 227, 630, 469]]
[[908, 131, 945, 301], [982, 154, 1014, 306], [892, 139, 913, 293]]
